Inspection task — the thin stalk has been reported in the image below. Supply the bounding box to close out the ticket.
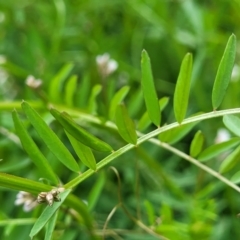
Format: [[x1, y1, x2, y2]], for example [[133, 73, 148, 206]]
[[65, 108, 240, 190]]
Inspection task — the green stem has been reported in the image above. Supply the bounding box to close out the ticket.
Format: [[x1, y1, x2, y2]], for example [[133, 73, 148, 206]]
[[65, 108, 240, 189]]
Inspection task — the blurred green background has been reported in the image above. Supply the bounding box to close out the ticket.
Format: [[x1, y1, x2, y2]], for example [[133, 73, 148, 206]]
[[1, 0, 240, 239]]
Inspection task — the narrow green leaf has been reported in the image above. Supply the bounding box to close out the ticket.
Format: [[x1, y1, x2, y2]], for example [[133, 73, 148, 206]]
[[64, 75, 78, 107], [159, 121, 198, 144], [141, 50, 161, 127], [109, 86, 130, 120], [66, 131, 96, 170], [49, 63, 74, 103], [44, 210, 59, 240], [29, 189, 71, 239], [0, 173, 51, 195], [231, 171, 240, 184], [223, 115, 240, 137], [76, 75, 90, 108], [212, 34, 236, 110], [219, 146, 240, 174], [88, 84, 102, 114], [138, 97, 169, 131], [144, 200, 155, 226], [50, 108, 112, 152], [173, 53, 193, 123], [88, 172, 105, 211], [190, 130, 204, 157], [22, 101, 80, 173], [12, 110, 59, 184], [115, 104, 137, 144], [198, 137, 240, 162]]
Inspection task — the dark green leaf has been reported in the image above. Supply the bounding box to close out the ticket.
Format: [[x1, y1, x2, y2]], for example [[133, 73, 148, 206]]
[[190, 130, 204, 157], [198, 137, 240, 162], [223, 115, 240, 137], [66, 131, 96, 170], [22, 101, 80, 173], [50, 108, 112, 152], [173, 53, 193, 123], [12, 110, 59, 184], [212, 34, 236, 110], [115, 103, 137, 144], [109, 86, 130, 120], [141, 50, 161, 127], [219, 146, 240, 174], [29, 189, 71, 239], [49, 63, 74, 103]]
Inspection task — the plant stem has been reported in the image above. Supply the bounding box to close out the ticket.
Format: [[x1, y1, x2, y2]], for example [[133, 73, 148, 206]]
[[64, 108, 240, 190]]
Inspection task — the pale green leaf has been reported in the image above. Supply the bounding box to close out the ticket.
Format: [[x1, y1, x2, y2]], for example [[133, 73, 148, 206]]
[[231, 171, 240, 184], [223, 115, 240, 137], [212, 34, 236, 110], [64, 75, 78, 107], [141, 50, 160, 127], [190, 130, 204, 157], [173, 53, 193, 123], [219, 146, 240, 174], [198, 137, 240, 162], [159, 121, 198, 144]]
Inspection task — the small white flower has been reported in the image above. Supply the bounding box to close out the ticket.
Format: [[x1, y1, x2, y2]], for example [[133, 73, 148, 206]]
[[15, 191, 38, 212], [25, 75, 42, 89], [215, 128, 231, 144], [96, 53, 118, 78], [231, 64, 240, 82]]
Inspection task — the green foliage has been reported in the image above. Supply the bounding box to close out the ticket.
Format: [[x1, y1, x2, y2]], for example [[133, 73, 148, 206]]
[[1, 1, 240, 239]]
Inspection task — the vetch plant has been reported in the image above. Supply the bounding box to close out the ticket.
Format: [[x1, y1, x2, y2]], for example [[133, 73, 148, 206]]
[[1, 34, 240, 239]]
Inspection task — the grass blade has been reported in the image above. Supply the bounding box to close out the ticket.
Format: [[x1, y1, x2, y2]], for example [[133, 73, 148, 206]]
[[173, 53, 193, 123], [12, 110, 59, 184], [29, 189, 71, 239], [88, 84, 102, 114], [212, 34, 236, 110], [22, 101, 80, 173], [64, 75, 78, 107], [141, 49, 160, 127], [115, 103, 137, 144], [49, 63, 74, 103]]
